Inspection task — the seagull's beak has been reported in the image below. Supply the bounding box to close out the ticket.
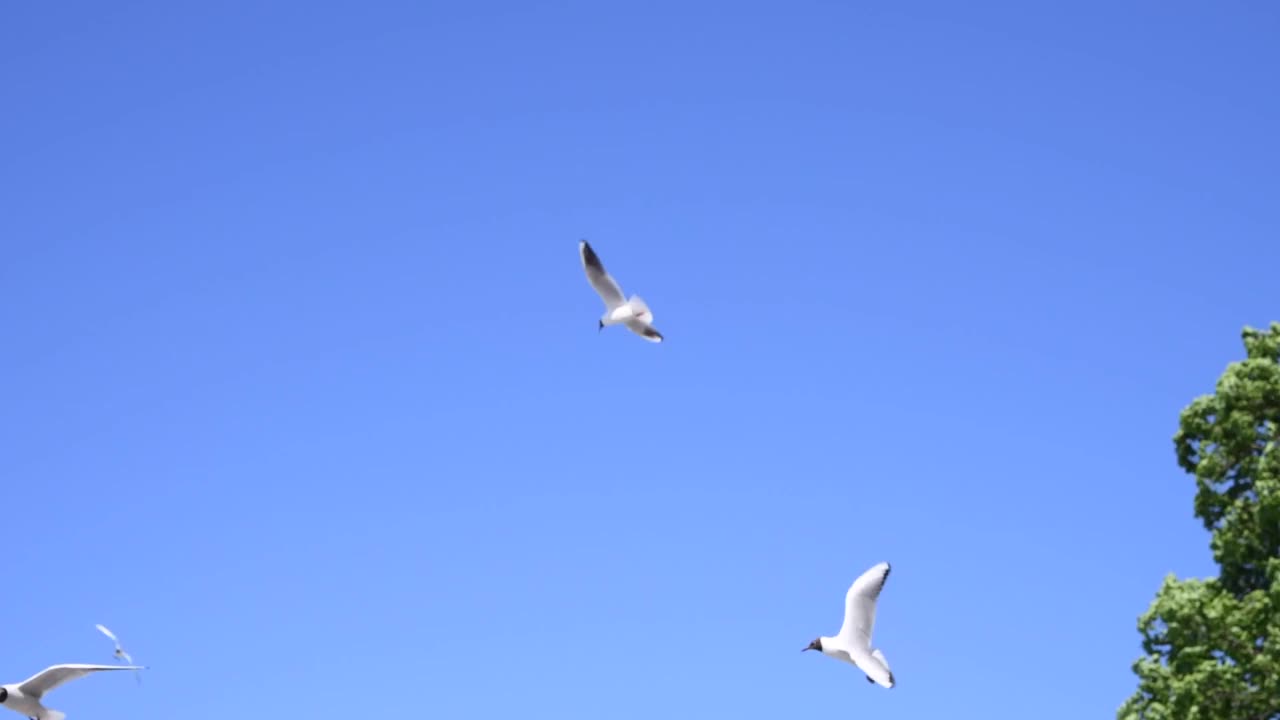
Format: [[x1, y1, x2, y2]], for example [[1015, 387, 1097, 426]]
[[801, 646, 811, 652]]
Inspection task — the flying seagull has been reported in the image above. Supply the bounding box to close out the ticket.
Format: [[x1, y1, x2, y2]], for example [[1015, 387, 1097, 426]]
[[802, 561, 896, 689], [94, 625, 140, 685], [578, 240, 663, 343], [94, 625, 132, 664], [0, 663, 144, 720]]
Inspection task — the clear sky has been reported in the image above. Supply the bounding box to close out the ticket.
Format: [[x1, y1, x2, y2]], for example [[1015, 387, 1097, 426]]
[[2, 2, 1277, 718]]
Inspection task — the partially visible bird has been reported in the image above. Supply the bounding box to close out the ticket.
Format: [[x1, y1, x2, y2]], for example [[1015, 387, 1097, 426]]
[[94, 625, 140, 685], [0, 663, 144, 720], [578, 240, 664, 343], [802, 561, 897, 689]]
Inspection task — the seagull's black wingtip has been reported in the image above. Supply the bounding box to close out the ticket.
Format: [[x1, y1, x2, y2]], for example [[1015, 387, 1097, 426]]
[[580, 241, 603, 270]]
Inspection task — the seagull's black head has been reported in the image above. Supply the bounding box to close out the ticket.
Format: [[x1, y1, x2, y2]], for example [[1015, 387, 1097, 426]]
[[802, 637, 823, 652], [0, 687, 8, 703]]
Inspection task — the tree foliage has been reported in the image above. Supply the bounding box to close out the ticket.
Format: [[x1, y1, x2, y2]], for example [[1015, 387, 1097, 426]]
[[1120, 322, 1280, 720]]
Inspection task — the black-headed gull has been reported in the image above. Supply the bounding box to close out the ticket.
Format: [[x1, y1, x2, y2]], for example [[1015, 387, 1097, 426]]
[[94, 625, 141, 685], [578, 240, 663, 343], [93, 625, 132, 664], [0, 664, 144, 720], [802, 561, 896, 689]]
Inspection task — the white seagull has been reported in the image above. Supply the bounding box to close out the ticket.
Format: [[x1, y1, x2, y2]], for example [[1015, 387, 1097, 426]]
[[94, 625, 141, 685], [0, 664, 144, 720], [578, 240, 663, 343], [802, 561, 896, 689], [93, 625, 132, 665]]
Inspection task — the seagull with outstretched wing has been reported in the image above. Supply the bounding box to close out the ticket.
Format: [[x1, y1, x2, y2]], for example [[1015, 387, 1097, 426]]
[[95, 625, 141, 685], [579, 240, 664, 343], [94, 625, 132, 664], [0, 663, 144, 720], [802, 561, 897, 689]]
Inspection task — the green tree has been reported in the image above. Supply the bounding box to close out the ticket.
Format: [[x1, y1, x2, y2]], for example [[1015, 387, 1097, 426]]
[[1120, 322, 1280, 720]]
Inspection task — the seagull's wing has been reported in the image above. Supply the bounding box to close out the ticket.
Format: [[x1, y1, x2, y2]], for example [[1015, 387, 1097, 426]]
[[837, 562, 891, 647], [579, 241, 626, 310], [95, 624, 119, 644], [18, 664, 145, 698], [624, 319, 664, 343]]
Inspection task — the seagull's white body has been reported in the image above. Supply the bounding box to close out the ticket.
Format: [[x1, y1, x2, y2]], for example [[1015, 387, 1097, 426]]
[[578, 240, 663, 343], [0, 664, 144, 720], [805, 562, 896, 689]]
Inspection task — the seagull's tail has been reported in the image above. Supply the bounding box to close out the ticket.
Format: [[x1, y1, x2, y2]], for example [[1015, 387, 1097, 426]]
[[43, 709, 67, 720], [869, 648, 895, 688], [627, 295, 654, 324], [872, 648, 890, 671]]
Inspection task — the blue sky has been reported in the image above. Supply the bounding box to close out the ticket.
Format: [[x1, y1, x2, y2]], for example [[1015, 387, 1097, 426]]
[[2, 2, 1277, 718]]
